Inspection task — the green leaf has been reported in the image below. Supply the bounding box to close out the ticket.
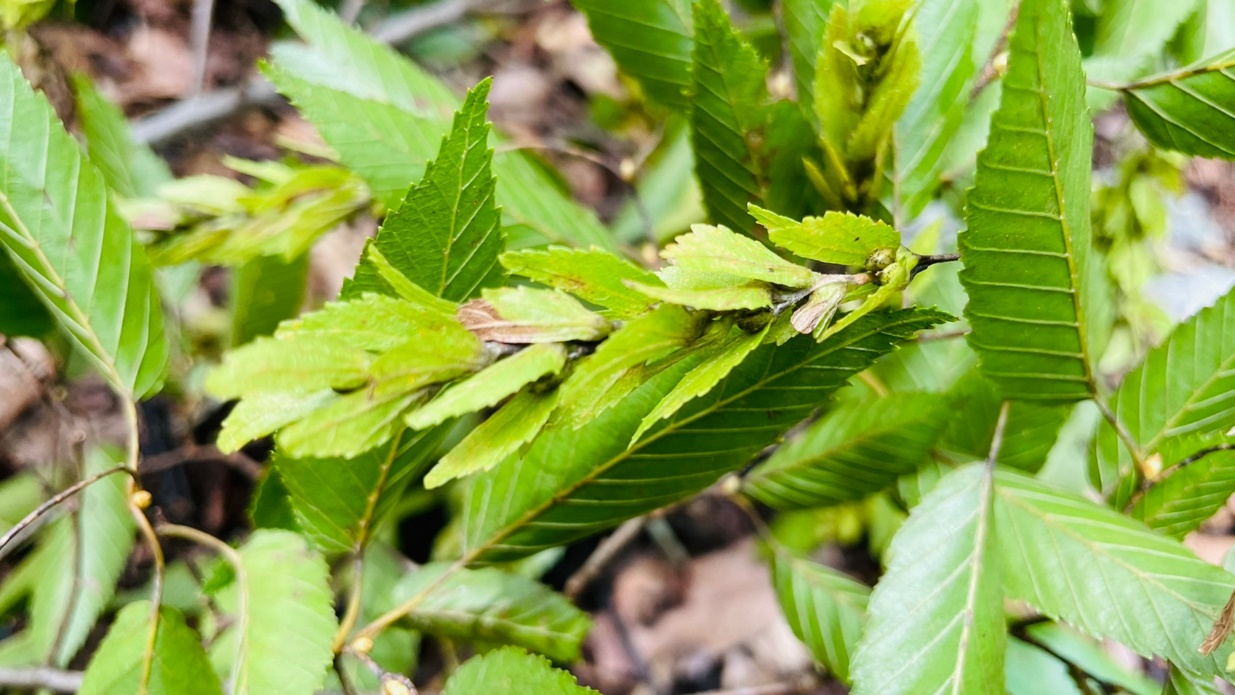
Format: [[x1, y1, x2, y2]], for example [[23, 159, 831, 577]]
[[461, 308, 949, 563], [212, 530, 336, 694], [1132, 442, 1235, 538], [1005, 639, 1083, 695], [0, 54, 169, 397], [79, 603, 223, 695], [30, 448, 135, 666], [230, 254, 309, 346], [770, 549, 868, 684], [892, 0, 979, 220], [276, 293, 457, 352], [1086, 0, 1200, 86], [374, 79, 502, 302], [500, 246, 660, 319], [851, 464, 1004, 695], [625, 279, 772, 311], [1094, 288, 1235, 510], [390, 563, 590, 662], [744, 393, 949, 509], [275, 427, 449, 553], [71, 74, 172, 199], [1121, 50, 1235, 160], [689, 0, 770, 234], [408, 344, 566, 430], [634, 322, 768, 442], [938, 371, 1071, 473], [555, 305, 704, 427], [992, 469, 1235, 676], [0, 251, 53, 337], [442, 646, 598, 695], [276, 333, 488, 458], [341, 242, 460, 313], [751, 205, 900, 267], [267, 0, 612, 250], [570, 0, 693, 109], [217, 391, 335, 453], [1164, 666, 1222, 695], [662, 223, 816, 288], [781, 0, 838, 109], [460, 287, 610, 343], [206, 336, 373, 399], [958, 0, 1112, 401], [426, 389, 558, 489]]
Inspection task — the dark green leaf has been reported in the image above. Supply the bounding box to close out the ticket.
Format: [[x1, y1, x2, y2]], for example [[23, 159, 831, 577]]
[[0, 54, 169, 397], [1122, 50, 1235, 159], [461, 308, 949, 563], [744, 393, 949, 509], [571, 0, 693, 109], [442, 647, 598, 695], [959, 0, 1112, 401], [770, 549, 868, 683], [851, 464, 1004, 695], [79, 603, 223, 695], [230, 254, 309, 346], [0, 252, 53, 337], [689, 0, 770, 234], [938, 371, 1071, 472], [390, 563, 590, 662]]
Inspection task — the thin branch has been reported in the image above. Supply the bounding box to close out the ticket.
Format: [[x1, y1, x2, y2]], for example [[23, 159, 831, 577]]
[[1094, 399, 1148, 480], [189, 0, 216, 95], [564, 515, 648, 601], [1123, 443, 1235, 511], [914, 328, 970, 342], [911, 252, 960, 279], [987, 401, 1012, 467], [122, 399, 166, 695], [0, 465, 133, 560], [0, 666, 84, 693], [970, 1, 1020, 99], [131, 0, 476, 145], [345, 646, 419, 694]]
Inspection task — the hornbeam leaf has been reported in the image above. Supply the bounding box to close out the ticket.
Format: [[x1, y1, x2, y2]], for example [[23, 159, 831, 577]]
[[79, 603, 223, 695], [373, 79, 502, 302], [938, 371, 1071, 473], [1163, 666, 1223, 695], [851, 464, 1004, 695], [689, 0, 771, 234], [390, 564, 590, 662], [276, 293, 458, 352], [217, 391, 335, 453], [959, 0, 1113, 401], [751, 205, 900, 267], [662, 224, 817, 288], [71, 73, 172, 199], [571, 0, 693, 109], [1086, 0, 1199, 87], [462, 287, 611, 343], [206, 337, 373, 399], [0, 54, 169, 397], [1093, 288, 1235, 512], [744, 393, 949, 509], [268, 0, 612, 249], [500, 246, 661, 319], [1131, 438, 1235, 538], [993, 469, 1235, 676], [624, 280, 772, 311], [461, 308, 949, 563], [770, 549, 868, 684], [781, 0, 837, 108], [407, 344, 567, 430], [442, 647, 598, 695], [633, 322, 768, 443], [893, 0, 980, 219], [1122, 50, 1235, 160], [275, 426, 449, 553], [29, 448, 135, 666], [426, 388, 559, 489], [210, 530, 336, 694], [230, 254, 308, 346]]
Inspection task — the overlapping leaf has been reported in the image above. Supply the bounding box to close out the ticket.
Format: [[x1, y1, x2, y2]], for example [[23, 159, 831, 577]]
[[500, 246, 660, 319], [1121, 50, 1235, 160], [770, 550, 868, 684], [939, 371, 1071, 473], [373, 79, 501, 302], [750, 205, 900, 267], [1093, 288, 1235, 509], [268, 0, 611, 249], [79, 603, 222, 695], [230, 254, 309, 346], [29, 448, 134, 667], [390, 564, 590, 662], [993, 469, 1235, 675], [745, 393, 949, 509], [1086, 0, 1200, 86], [442, 647, 598, 695], [209, 530, 336, 694], [959, 0, 1112, 401], [893, 0, 979, 220], [571, 0, 693, 109], [781, 0, 836, 108], [1132, 441, 1235, 538], [0, 54, 169, 397], [72, 74, 172, 199], [461, 308, 949, 564], [851, 464, 1004, 695], [688, 0, 770, 234]]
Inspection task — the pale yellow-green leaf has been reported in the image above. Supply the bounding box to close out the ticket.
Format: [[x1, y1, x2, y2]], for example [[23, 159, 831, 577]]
[[407, 343, 567, 430], [499, 246, 660, 319], [751, 205, 900, 267], [206, 337, 372, 399], [426, 389, 559, 489], [662, 223, 816, 288]]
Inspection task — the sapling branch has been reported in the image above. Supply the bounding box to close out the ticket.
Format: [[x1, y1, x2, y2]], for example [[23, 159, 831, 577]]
[[1094, 399, 1148, 484], [0, 464, 133, 560], [345, 646, 419, 695], [971, 2, 1020, 100]]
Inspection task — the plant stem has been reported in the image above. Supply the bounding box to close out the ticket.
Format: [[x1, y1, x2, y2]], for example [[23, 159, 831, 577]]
[[123, 400, 166, 695], [0, 465, 133, 559], [971, 1, 1020, 99], [0, 666, 83, 693], [563, 515, 648, 601], [1094, 399, 1147, 481]]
